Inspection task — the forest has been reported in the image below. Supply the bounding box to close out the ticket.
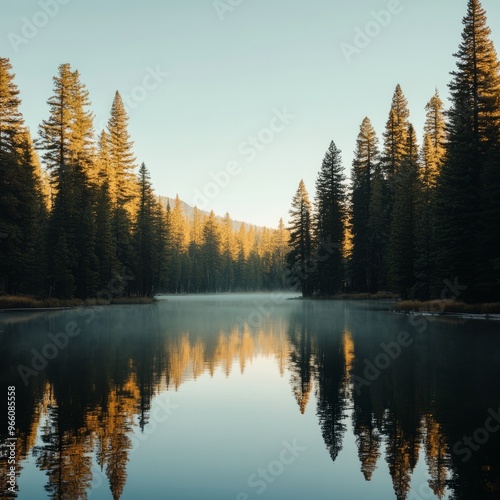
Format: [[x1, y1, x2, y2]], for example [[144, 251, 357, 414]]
[[1, 0, 499, 303]]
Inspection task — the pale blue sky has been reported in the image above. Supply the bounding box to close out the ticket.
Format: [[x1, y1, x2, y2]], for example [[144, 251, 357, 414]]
[[1, 0, 500, 227]]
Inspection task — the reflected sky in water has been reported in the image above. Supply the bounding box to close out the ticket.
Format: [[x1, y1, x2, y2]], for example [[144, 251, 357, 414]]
[[1, 294, 500, 499]]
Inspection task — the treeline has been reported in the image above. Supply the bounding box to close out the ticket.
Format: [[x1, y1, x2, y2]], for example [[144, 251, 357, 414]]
[[286, 0, 500, 302], [0, 60, 288, 299]]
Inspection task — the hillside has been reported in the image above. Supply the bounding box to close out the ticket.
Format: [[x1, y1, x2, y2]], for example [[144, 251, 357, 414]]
[[159, 196, 268, 232]]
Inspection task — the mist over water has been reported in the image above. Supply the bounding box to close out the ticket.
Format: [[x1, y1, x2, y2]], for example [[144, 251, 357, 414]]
[[1, 294, 500, 499]]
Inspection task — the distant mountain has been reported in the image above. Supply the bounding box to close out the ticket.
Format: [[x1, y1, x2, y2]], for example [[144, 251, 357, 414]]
[[159, 196, 267, 232]]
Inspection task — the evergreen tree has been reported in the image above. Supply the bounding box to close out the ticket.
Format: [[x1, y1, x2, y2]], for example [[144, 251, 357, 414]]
[[187, 207, 205, 293], [416, 91, 446, 299], [0, 58, 46, 295], [220, 212, 235, 291], [39, 64, 99, 298], [0, 58, 23, 153], [350, 118, 379, 292], [423, 90, 446, 180], [388, 124, 421, 298], [381, 85, 411, 185], [201, 211, 222, 292], [435, 0, 500, 300], [107, 91, 138, 277], [375, 84, 411, 291], [286, 180, 313, 297], [366, 162, 390, 293], [314, 141, 346, 296], [14, 131, 48, 295], [153, 197, 169, 292], [133, 163, 157, 297], [94, 182, 117, 292], [168, 195, 188, 292], [107, 91, 137, 210]]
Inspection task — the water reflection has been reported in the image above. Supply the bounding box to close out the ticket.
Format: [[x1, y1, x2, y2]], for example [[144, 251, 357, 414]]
[[0, 296, 500, 499]]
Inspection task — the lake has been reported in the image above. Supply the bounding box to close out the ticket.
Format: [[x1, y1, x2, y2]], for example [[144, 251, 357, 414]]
[[1, 294, 500, 499]]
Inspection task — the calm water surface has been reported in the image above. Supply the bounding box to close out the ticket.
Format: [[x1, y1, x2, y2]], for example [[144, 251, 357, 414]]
[[1, 294, 500, 499]]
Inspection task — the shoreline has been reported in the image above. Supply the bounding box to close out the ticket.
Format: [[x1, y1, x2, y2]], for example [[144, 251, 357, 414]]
[[0, 296, 155, 312], [395, 310, 500, 322]]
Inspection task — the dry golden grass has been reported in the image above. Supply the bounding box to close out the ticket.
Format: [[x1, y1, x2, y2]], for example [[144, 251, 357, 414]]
[[0, 295, 154, 309], [0, 295, 82, 308]]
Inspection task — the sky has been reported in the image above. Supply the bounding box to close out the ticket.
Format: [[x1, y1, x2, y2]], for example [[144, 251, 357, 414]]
[[1, 0, 500, 228]]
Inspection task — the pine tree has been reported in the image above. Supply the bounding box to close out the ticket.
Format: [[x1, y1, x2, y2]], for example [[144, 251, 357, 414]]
[[220, 212, 235, 291], [133, 163, 157, 297], [107, 91, 138, 278], [416, 91, 446, 299], [187, 207, 205, 292], [39, 64, 99, 298], [350, 118, 379, 292], [423, 90, 446, 183], [94, 130, 117, 292], [0, 58, 46, 295], [373, 84, 411, 292], [314, 141, 346, 296], [286, 180, 313, 297], [0, 58, 23, 153], [14, 131, 48, 295], [107, 91, 138, 210], [435, 0, 500, 300], [381, 85, 411, 185], [271, 218, 289, 289], [201, 211, 222, 292], [153, 197, 168, 292], [94, 180, 117, 291], [169, 195, 188, 292], [368, 166, 390, 293], [388, 124, 421, 298]]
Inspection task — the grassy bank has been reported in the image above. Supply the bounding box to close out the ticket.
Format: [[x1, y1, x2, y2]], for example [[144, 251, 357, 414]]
[[0, 295, 155, 309], [395, 299, 500, 315]]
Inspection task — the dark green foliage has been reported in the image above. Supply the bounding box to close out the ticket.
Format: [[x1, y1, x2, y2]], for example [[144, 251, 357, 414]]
[[0, 58, 47, 295], [94, 181, 117, 291], [388, 125, 421, 299], [350, 118, 378, 293], [414, 91, 446, 299], [201, 211, 222, 292], [286, 180, 313, 297], [435, 0, 500, 301], [367, 163, 389, 293], [132, 163, 159, 297], [40, 63, 99, 299], [314, 141, 346, 295]]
